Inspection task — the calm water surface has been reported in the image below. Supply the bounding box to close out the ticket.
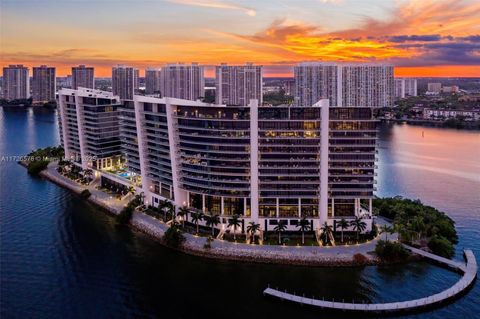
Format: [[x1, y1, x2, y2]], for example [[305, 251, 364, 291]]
[[0, 108, 479, 318]]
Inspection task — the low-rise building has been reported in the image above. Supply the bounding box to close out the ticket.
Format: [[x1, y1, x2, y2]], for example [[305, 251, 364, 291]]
[[423, 108, 480, 121]]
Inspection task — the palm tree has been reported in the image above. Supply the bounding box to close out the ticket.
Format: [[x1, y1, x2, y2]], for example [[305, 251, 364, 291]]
[[190, 211, 204, 234], [166, 202, 176, 223], [177, 206, 190, 228], [227, 215, 241, 241], [381, 225, 395, 241], [204, 214, 220, 237], [338, 218, 349, 243], [246, 222, 260, 244], [128, 186, 135, 195], [84, 169, 94, 182], [320, 222, 333, 246], [351, 216, 367, 242], [157, 200, 170, 221], [273, 222, 287, 245], [296, 217, 311, 245], [411, 216, 425, 241]]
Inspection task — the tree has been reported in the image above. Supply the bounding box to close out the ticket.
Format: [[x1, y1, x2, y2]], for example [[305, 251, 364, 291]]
[[351, 216, 367, 242], [204, 214, 220, 237], [273, 222, 287, 245], [163, 221, 185, 248], [84, 169, 94, 182], [320, 222, 333, 246], [190, 211, 204, 234], [380, 225, 395, 241], [338, 218, 349, 243], [177, 206, 190, 228], [246, 222, 260, 244], [296, 217, 311, 245], [157, 200, 170, 221], [166, 202, 176, 223], [227, 215, 241, 241]]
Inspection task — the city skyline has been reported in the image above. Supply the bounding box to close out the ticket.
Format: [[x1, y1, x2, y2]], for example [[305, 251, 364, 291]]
[[1, 0, 479, 77]]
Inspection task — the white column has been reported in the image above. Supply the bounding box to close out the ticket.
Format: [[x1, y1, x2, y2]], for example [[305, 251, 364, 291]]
[[58, 94, 71, 160], [331, 197, 335, 217], [369, 198, 372, 215], [221, 197, 224, 215], [244, 198, 247, 216], [165, 98, 186, 208], [276, 197, 279, 218], [336, 65, 342, 107], [249, 99, 259, 223], [74, 93, 88, 169], [319, 99, 330, 226], [202, 194, 206, 213], [133, 97, 151, 205]]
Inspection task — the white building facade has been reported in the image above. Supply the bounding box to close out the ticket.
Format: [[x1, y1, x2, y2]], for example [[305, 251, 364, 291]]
[[2, 65, 30, 100], [160, 63, 204, 101], [294, 62, 394, 108], [112, 65, 139, 100], [145, 68, 162, 95], [394, 78, 417, 99], [72, 65, 95, 89], [215, 63, 263, 105], [32, 65, 56, 103], [58, 89, 377, 233]]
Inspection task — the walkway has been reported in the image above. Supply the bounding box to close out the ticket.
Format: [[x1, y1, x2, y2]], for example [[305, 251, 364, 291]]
[[130, 212, 401, 266], [263, 248, 477, 314], [41, 163, 129, 214]]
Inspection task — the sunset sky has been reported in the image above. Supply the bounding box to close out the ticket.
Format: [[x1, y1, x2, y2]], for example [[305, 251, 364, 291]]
[[1, 0, 479, 77]]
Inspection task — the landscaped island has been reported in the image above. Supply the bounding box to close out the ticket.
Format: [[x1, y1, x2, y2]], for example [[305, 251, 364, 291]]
[[19, 147, 459, 267], [374, 197, 458, 259]]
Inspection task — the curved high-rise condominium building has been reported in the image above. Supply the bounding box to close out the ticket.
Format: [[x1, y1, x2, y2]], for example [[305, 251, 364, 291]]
[[58, 88, 377, 233], [294, 62, 394, 108]]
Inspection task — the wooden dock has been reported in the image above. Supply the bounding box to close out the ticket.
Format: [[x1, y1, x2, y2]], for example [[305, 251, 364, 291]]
[[264, 248, 477, 314]]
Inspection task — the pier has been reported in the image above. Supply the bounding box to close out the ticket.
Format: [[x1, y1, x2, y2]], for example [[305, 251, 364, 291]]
[[264, 248, 477, 314]]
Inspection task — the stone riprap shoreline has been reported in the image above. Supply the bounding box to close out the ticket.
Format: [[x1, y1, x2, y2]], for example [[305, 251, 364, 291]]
[[22, 162, 389, 267]]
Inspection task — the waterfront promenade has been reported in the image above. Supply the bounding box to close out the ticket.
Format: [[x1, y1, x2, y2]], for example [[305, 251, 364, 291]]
[[33, 162, 390, 266], [263, 248, 477, 314]]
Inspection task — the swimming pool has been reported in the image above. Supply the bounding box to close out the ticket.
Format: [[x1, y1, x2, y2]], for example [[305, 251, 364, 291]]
[[118, 172, 130, 179]]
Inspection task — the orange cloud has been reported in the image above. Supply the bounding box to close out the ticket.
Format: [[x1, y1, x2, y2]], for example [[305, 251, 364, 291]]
[[1, 0, 479, 77]]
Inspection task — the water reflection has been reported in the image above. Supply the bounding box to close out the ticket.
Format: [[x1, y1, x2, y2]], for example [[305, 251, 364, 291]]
[[1, 109, 479, 319]]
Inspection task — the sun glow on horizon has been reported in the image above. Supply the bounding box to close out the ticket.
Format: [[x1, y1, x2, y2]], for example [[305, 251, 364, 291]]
[[1, 0, 479, 77]]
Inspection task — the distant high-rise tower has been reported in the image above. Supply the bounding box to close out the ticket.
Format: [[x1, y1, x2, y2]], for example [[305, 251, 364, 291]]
[[112, 65, 139, 100], [341, 64, 394, 107], [394, 78, 417, 99], [294, 62, 394, 107], [294, 63, 339, 107], [72, 65, 94, 89], [32, 65, 56, 102], [427, 83, 442, 93], [160, 63, 204, 100], [215, 63, 263, 105], [145, 68, 162, 95], [2, 65, 30, 100]]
